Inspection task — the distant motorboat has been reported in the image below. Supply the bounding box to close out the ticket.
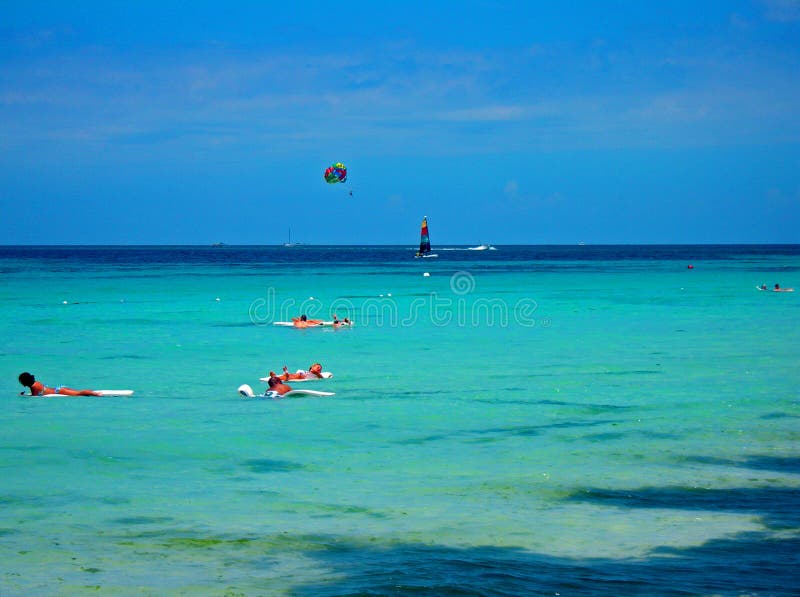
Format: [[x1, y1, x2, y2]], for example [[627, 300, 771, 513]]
[[467, 244, 493, 251]]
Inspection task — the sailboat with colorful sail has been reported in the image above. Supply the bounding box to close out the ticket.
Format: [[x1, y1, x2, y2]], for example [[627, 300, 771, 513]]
[[414, 216, 438, 258]]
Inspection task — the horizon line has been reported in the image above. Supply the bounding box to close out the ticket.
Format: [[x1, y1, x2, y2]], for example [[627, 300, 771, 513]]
[[1, 242, 799, 248]]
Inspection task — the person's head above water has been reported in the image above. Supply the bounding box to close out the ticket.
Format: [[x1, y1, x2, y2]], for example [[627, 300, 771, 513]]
[[18, 372, 35, 387], [267, 376, 283, 388], [310, 363, 322, 374], [300, 314, 308, 321]]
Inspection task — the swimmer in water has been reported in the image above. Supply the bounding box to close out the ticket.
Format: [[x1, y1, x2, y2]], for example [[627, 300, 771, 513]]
[[270, 363, 325, 381], [291, 314, 323, 328], [266, 376, 292, 396], [332, 315, 351, 327], [18, 372, 101, 396]]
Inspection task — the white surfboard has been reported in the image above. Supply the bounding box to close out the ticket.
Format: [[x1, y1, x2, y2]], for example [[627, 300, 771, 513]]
[[37, 390, 134, 397], [258, 371, 333, 382], [238, 384, 334, 398], [279, 389, 334, 398]]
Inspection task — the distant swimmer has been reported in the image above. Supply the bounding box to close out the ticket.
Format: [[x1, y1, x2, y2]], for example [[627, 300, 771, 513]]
[[758, 283, 794, 292], [267, 375, 292, 396], [270, 363, 325, 381], [18, 372, 101, 396], [332, 314, 352, 327], [292, 314, 323, 328]]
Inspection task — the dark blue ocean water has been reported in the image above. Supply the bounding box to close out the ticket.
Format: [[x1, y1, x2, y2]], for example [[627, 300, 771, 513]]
[[3, 243, 799, 265]]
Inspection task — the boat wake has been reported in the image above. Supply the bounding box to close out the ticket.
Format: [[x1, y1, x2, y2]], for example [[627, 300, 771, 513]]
[[435, 245, 497, 251]]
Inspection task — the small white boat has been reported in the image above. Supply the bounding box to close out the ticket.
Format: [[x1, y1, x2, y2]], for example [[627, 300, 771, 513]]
[[467, 244, 492, 251], [282, 227, 299, 247]]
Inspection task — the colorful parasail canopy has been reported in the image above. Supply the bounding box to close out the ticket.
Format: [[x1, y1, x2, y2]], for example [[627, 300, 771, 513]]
[[324, 162, 347, 184]]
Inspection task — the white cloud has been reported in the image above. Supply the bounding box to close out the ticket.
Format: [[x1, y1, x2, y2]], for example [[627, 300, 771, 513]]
[[436, 105, 528, 122], [762, 0, 800, 22], [2, 24, 799, 156]]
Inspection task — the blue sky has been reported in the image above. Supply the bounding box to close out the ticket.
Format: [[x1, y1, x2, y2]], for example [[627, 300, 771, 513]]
[[1, 0, 799, 244]]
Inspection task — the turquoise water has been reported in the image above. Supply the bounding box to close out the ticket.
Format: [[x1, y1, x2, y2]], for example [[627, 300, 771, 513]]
[[1, 245, 798, 595]]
